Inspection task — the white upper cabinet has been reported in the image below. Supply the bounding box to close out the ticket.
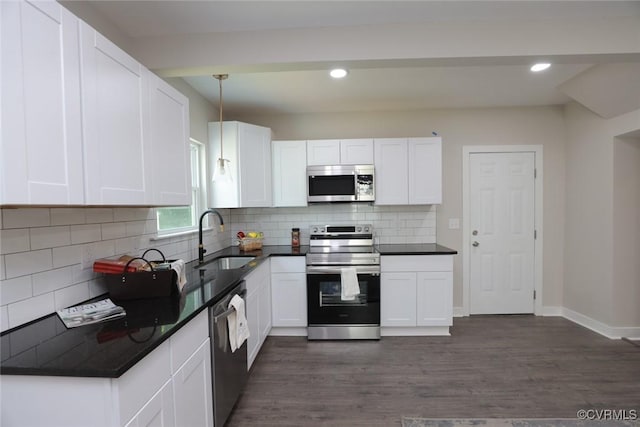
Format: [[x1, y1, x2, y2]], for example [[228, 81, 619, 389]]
[[1, 1, 84, 205], [374, 137, 442, 205], [306, 140, 340, 165], [408, 138, 442, 204], [340, 139, 375, 164], [148, 73, 191, 206], [307, 139, 374, 165], [374, 138, 409, 205], [272, 140, 307, 207], [210, 121, 272, 208], [80, 22, 151, 205]]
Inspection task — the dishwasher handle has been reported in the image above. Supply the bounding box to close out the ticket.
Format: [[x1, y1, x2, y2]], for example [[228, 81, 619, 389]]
[[213, 289, 246, 324]]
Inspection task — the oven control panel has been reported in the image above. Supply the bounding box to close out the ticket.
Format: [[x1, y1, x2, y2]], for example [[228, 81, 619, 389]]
[[309, 224, 372, 236]]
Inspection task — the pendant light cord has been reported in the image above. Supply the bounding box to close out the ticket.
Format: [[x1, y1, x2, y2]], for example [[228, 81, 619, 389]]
[[214, 74, 228, 162]]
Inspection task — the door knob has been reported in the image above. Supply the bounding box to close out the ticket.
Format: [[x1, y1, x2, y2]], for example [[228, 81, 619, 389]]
[[472, 241, 480, 247], [472, 230, 478, 236]]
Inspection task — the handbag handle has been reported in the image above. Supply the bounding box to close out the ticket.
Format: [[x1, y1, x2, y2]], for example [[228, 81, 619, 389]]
[[123, 257, 154, 274], [141, 248, 166, 263]]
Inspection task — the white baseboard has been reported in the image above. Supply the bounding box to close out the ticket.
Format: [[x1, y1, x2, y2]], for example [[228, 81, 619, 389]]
[[561, 307, 640, 340], [381, 326, 450, 336], [268, 327, 307, 337], [453, 307, 465, 317]]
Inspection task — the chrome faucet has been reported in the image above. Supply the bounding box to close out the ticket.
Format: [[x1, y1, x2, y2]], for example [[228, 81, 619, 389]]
[[199, 209, 225, 263]]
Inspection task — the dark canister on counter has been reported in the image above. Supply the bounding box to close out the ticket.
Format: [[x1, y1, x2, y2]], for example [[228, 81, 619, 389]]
[[291, 228, 300, 247]]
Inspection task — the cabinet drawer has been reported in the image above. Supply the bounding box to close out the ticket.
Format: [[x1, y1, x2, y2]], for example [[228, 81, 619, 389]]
[[381, 255, 452, 272], [270, 256, 306, 273]]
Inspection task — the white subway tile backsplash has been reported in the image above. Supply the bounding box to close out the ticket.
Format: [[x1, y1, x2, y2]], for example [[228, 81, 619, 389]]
[[30, 226, 71, 250], [114, 207, 153, 222], [0, 229, 30, 254], [0, 305, 9, 332], [0, 276, 33, 305], [5, 249, 53, 278], [2, 208, 50, 229], [53, 246, 84, 270], [70, 224, 102, 244], [50, 208, 86, 226], [85, 208, 114, 223], [54, 282, 90, 311], [32, 267, 73, 296], [101, 222, 127, 240], [8, 292, 54, 329]]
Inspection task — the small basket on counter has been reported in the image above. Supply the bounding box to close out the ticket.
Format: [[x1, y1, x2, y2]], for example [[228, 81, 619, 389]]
[[238, 237, 263, 252], [94, 249, 180, 301]]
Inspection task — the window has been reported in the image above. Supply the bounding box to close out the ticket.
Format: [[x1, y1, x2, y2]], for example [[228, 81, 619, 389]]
[[156, 139, 207, 235]]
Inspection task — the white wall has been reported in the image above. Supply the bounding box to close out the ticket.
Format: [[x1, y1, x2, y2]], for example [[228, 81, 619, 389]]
[[613, 137, 640, 327], [238, 106, 566, 310], [564, 102, 640, 333]]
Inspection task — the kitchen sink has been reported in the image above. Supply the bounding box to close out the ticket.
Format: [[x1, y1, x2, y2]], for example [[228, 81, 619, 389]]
[[197, 256, 256, 270]]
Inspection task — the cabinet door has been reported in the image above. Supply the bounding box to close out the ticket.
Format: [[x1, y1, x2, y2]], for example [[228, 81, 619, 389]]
[[340, 139, 374, 165], [149, 74, 191, 206], [259, 272, 272, 343], [246, 285, 260, 369], [239, 122, 272, 207], [408, 137, 442, 204], [306, 140, 340, 165], [380, 272, 417, 326], [1, 1, 83, 204], [271, 273, 307, 327], [173, 340, 213, 427], [374, 139, 408, 205], [125, 380, 175, 427], [416, 272, 453, 326], [272, 141, 307, 207], [80, 22, 151, 205]]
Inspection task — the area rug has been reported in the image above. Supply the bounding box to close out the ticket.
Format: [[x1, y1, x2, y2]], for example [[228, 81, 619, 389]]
[[401, 418, 639, 427]]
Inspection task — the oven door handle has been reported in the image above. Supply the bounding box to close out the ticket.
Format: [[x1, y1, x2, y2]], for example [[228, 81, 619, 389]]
[[306, 266, 380, 275]]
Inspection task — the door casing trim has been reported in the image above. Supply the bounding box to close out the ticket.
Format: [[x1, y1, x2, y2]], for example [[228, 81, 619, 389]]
[[462, 145, 544, 316]]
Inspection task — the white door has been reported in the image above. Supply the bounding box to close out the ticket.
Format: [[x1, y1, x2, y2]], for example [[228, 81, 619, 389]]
[[469, 152, 535, 314]]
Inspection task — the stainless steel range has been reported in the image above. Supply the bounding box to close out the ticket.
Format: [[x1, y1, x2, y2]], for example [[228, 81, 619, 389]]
[[306, 224, 381, 340]]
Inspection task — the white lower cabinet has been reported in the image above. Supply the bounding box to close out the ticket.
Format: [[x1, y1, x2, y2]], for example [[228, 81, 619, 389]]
[[125, 379, 175, 427], [380, 255, 453, 336], [1, 311, 212, 427], [245, 261, 272, 369], [270, 257, 307, 335]]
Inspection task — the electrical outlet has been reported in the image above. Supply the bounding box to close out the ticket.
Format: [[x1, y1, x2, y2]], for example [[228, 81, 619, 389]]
[[81, 245, 94, 270], [448, 218, 460, 229]]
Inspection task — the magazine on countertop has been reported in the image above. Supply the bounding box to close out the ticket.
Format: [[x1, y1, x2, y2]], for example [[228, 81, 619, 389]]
[[57, 298, 126, 328]]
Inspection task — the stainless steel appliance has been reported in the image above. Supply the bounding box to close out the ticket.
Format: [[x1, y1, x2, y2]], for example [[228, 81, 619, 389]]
[[306, 224, 380, 340], [210, 281, 248, 426], [307, 164, 375, 203]]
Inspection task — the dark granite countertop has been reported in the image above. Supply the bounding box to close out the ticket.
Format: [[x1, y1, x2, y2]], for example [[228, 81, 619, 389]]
[[0, 245, 307, 379], [376, 243, 457, 255], [0, 243, 456, 379]]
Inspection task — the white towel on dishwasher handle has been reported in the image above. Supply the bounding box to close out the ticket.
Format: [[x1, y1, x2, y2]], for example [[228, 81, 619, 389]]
[[227, 294, 250, 352], [341, 267, 360, 301]]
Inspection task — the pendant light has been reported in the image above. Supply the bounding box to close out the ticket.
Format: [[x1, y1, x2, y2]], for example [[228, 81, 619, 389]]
[[212, 74, 231, 183]]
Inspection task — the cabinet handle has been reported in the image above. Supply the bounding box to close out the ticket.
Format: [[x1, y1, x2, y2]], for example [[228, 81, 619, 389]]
[[472, 241, 480, 247]]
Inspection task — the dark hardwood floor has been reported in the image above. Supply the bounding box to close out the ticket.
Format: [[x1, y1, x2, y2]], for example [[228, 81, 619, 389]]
[[227, 316, 640, 426]]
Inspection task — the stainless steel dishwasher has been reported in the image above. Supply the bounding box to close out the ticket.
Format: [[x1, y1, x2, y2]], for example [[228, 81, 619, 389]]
[[210, 281, 248, 426]]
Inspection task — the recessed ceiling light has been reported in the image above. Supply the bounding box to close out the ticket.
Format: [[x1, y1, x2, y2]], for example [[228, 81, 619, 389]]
[[329, 68, 348, 79], [530, 63, 551, 72]]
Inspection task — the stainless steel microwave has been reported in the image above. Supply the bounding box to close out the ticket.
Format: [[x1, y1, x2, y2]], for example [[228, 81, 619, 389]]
[[307, 165, 375, 203]]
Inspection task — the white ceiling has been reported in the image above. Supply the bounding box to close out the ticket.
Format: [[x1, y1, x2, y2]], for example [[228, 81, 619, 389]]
[[64, 1, 640, 115]]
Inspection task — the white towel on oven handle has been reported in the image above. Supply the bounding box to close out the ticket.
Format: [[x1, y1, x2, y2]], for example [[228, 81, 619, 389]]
[[227, 294, 250, 352], [341, 267, 360, 301]]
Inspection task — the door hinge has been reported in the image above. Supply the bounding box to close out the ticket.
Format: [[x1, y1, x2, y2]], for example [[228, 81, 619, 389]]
[[533, 290, 537, 300], [534, 229, 537, 239], [534, 168, 537, 178]]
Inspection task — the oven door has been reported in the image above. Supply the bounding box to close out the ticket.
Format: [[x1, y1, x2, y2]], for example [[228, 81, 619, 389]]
[[306, 266, 380, 326]]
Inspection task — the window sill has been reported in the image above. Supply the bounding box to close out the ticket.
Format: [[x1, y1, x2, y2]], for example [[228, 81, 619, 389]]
[[151, 227, 211, 241]]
